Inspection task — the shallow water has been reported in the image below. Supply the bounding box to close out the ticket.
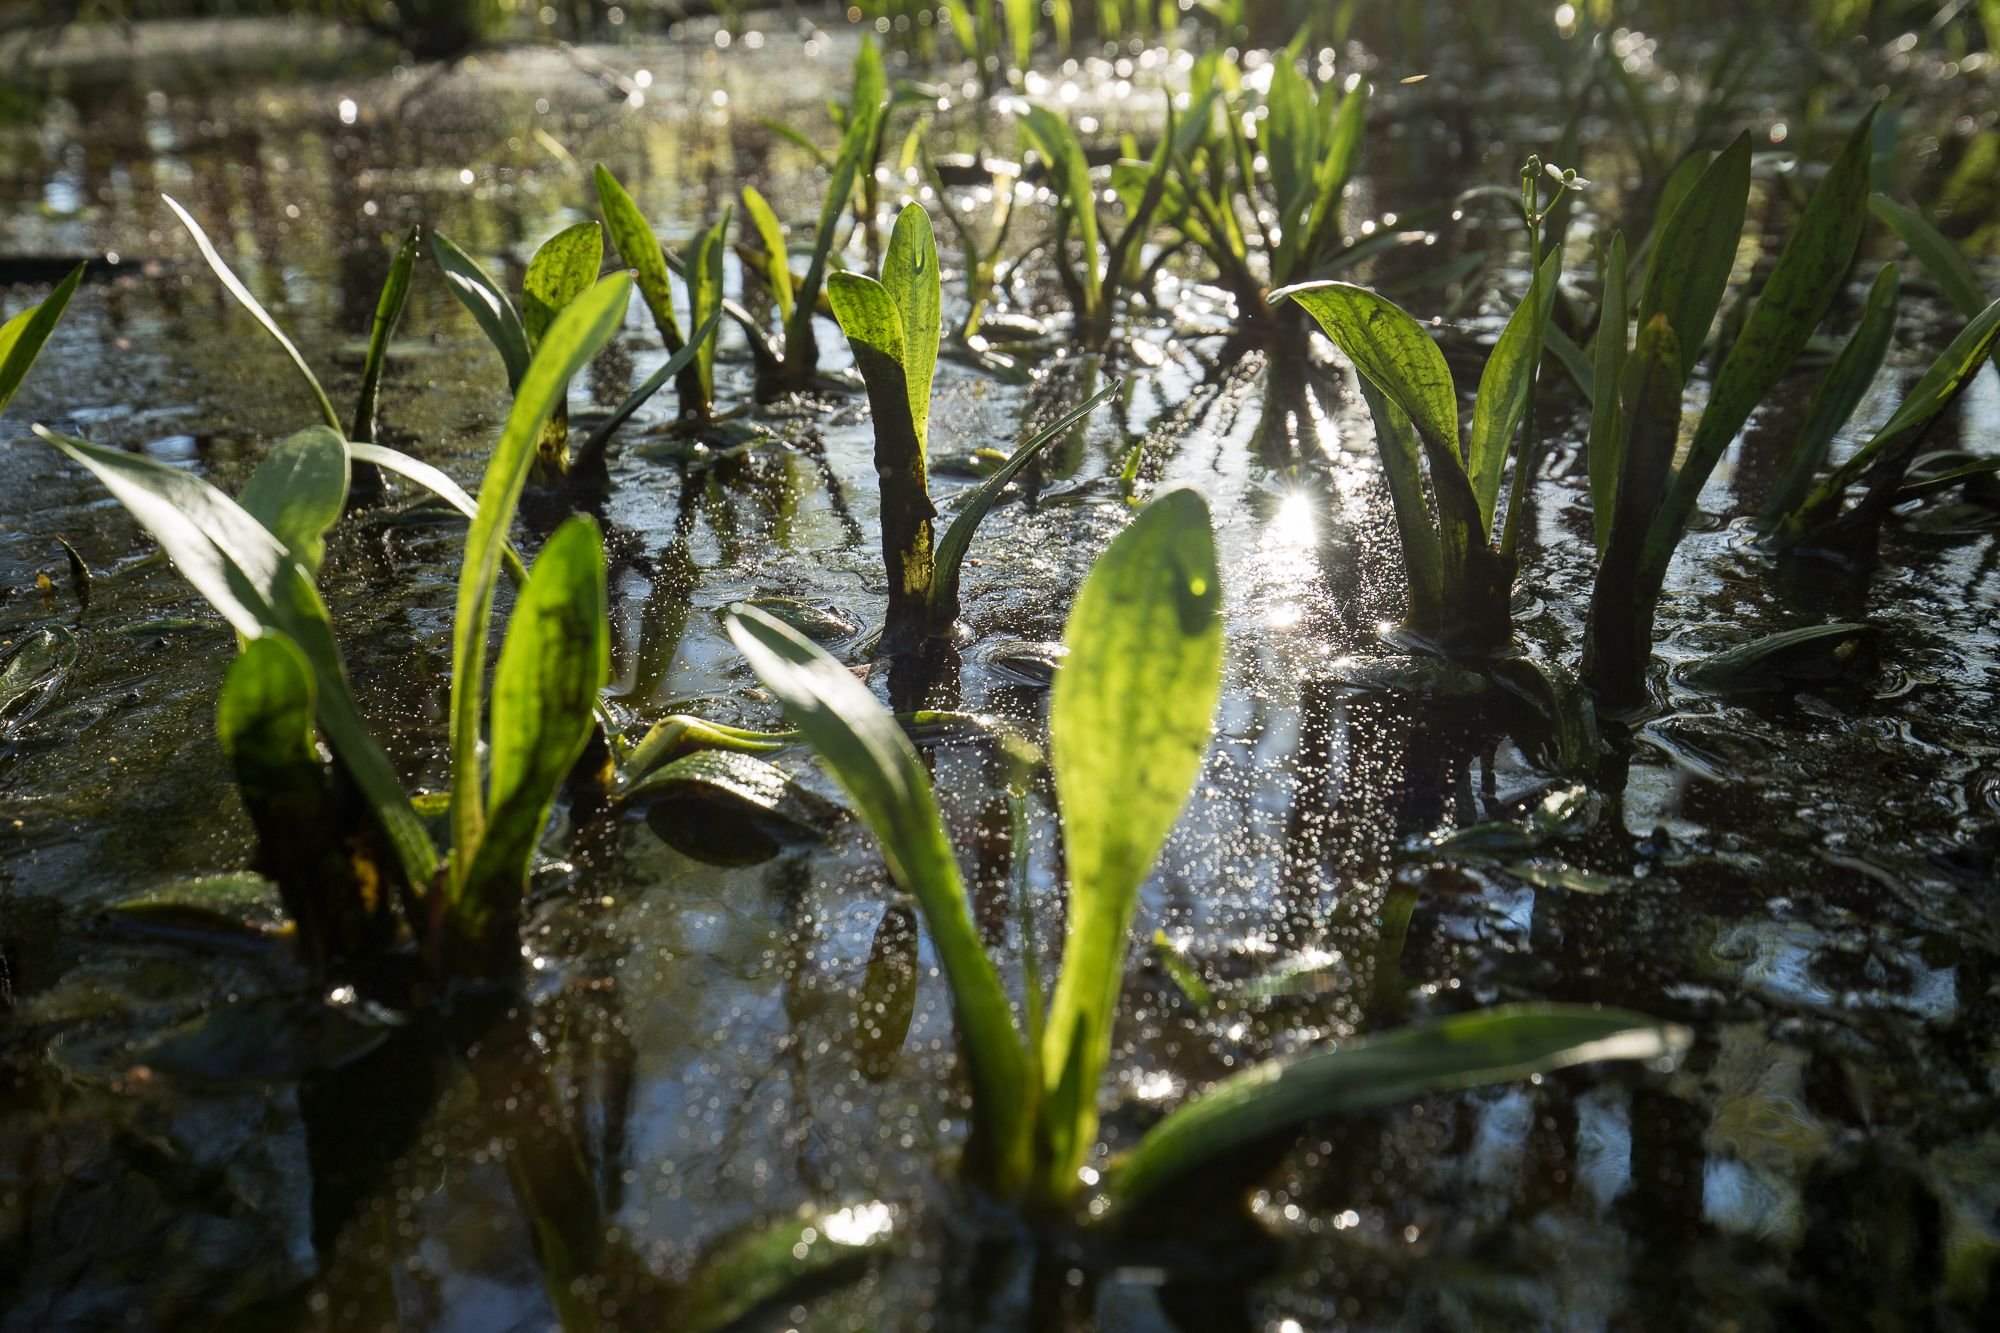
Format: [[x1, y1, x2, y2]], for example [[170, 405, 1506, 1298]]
[[3, 14, 1999, 1332]]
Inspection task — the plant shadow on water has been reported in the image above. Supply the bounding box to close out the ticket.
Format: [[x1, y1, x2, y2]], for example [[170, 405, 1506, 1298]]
[[2, 7, 2000, 1331]]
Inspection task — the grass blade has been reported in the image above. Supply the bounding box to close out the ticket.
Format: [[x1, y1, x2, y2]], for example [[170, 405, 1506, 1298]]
[[726, 606, 1031, 1193], [1021, 107, 1103, 315], [449, 274, 631, 891], [1039, 488, 1224, 1203], [791, 98, 884, 376], [238, 425, 349, 580], [0, 262, 83, 417], [1107, 1004, 1688, 1209], [432, 230, 531, 389], [164, 194, 341, 432], [36, 426, 436, 890]]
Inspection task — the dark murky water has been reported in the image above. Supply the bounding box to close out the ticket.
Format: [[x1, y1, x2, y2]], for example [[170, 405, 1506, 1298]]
[[3, 14, 1999, 1331]]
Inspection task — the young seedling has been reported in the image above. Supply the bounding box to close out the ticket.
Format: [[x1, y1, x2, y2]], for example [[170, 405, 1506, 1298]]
[[1150, 47, 1371, 326], [1273, 174, 1564, 657], [38, 275, 636, 982], [1018, 102, 1179, 346], [827, 202, 1121, 655], [1576, 112, 1882, 709], [727, 488, 1685, 1215], [593, 164, 730, 423]]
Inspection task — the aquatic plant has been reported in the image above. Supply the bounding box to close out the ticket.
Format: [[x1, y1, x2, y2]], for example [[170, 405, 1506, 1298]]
[[1018, 102, 1178, 345], [827, 201, 1119, 655], [737, 37, 892, 390], [1150, 48, 1370, 326], [1575, 113, 1883, 709], [1273, 178, 1564, 656], [728, 487, 1685, 1213], [593, 165, 730, 423], [37, 275, 635, 981]]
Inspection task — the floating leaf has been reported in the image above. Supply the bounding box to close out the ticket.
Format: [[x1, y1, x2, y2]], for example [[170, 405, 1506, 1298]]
[[621, 748, 838, 837], [1683, 622, 1878, 693]]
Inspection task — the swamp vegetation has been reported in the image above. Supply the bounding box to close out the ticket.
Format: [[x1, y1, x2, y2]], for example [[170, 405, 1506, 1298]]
[[2, 2, 2000, 1329]]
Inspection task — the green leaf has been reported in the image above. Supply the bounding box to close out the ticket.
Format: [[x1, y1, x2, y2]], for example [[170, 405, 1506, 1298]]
[[596, 164, 687, 355], [1683, 622, 1877, 693], [1274, 282, 1460, 466], [572, 308, 721, 476], [1107, 1004, 1688, 1209], [432, 230, 532, 389], [351, 228, 418, 444], [36, 426, 436, 891], [217, 634, 318, 793], [1587, 231, 1629, 554], [1297, 82, 1368, 278], [1039, 488, 1224, 1202], [164, 194, 341, 432], [882, 203, 941, 452], [1644, 110, 1875, 573], [671, 1202, 894, 1333], [1634, 132, 1750, 381], [725, 606, 1031, 1194], [1469, 245, 1563, 533], [522, 221, 605, 349], [1870, 193, 1988, 319], [1799, 293, 2000, 520], [1355, 377, 1445, 637], [930, 380, 1121, 626], [741, 186, 795, 322], [449, 274, 631, 891], [238, 425, 349, 579], [0, 261, 82, 419], [1021, 106, 1103, 313], [790, 97, 884, 374], [1761, 263, 1900, 529], [459, 516, 609, 933], [686, 209, 730, 408]]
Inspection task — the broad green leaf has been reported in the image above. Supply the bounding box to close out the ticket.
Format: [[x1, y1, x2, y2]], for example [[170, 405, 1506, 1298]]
[[1635, 133, 1750, 381], [460, 516, 609, 930], [726, 606, 1032, 1193], [687, 209, 730, 407], [741, 186, 795, 321], [522, 221, 605, 348], [351, 228, 418, 444], [0, 262, 82, 418], [449, 274, 631, 888], [880, 203, 941, 453], [1800, 293, 2000, 519], [1870, 193, 1987, 319], [596, 164, 686, 353], [1587, 231, 1629, 553], [1645, 110, 1875, 573], [1761, 263, 1899, 528], [1021, 106, 1103, 313], [432, 230, 531, 388], [1275, 282, 1461, 465], [164, 194, 340, 432], [36, 427, 436, 890], [1356, 377, 1445, 637], [930, 381, 1121, 626], [1469, 245, 1563, 532], [239, 425, 349, 579], [1039, 488, 1224, 1199], [1107, 1004, 1688, 1208], [217, 634, 318, 790]]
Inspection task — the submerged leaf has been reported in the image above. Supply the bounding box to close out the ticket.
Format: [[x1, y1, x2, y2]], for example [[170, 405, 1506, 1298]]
[[1682, 622, 1878, 693], [0, 625, 78, 734], [621, 748, 838, 837]]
